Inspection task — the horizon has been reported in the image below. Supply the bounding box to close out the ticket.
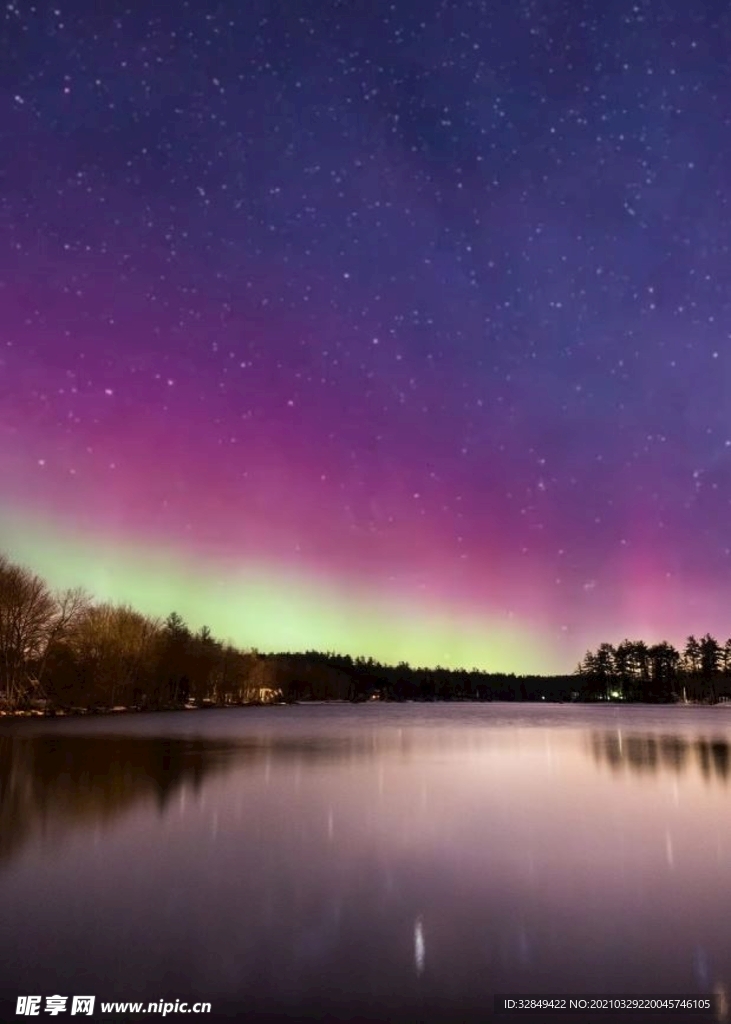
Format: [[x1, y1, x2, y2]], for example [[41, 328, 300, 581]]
[[2, 534, 727, 678]]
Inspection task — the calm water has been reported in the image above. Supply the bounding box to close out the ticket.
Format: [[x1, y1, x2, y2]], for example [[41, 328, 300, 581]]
[[1, 704, 730, 1022]]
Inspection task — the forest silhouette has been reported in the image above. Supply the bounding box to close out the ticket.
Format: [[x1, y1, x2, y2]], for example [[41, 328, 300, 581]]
[[1, 552, 730, 711]]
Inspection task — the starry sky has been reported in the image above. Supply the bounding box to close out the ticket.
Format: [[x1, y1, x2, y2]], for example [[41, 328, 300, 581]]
[[2, 0, 731, 673]]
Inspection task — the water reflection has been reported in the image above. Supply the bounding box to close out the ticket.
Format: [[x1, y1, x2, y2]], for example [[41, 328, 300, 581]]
[[0, 731, 240, 866], [414, 915, 425, 976], [590, 731, 731, 782], [1, 708, 731, 1022], [0, 726, 387, 868]]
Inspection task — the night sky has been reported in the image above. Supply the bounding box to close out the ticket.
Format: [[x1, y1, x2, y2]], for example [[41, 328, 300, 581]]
[[2, 0, 731, 673]]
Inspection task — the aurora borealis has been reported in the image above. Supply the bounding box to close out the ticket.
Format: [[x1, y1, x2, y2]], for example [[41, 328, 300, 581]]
[[2, 0, 731, 673]]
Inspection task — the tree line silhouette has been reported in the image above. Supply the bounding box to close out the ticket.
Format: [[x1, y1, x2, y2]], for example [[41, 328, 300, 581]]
[[0, 552, 266, 712], [576, 635, 731, 703], [1, 551, 728, 712]]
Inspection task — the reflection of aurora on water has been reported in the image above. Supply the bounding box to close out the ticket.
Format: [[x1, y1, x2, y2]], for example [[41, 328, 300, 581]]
[[589, 731, 731, 783], [3, 707, 731, 1022]]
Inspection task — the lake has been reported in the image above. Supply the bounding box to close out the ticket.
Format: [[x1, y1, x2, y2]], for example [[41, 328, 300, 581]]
[[1, 703, 729, 1022]]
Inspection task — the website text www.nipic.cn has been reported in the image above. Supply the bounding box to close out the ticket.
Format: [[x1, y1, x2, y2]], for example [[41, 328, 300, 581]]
[[16, 995, 212, 1017]]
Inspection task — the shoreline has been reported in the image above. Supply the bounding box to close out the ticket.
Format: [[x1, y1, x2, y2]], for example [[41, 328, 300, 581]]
[[2, 697, 731, 720]]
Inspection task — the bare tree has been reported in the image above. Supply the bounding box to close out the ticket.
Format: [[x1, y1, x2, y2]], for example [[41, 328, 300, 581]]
[[0, 556, 59, 707], [70, 603, 160, 706], [34, 587, 89, 693]]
